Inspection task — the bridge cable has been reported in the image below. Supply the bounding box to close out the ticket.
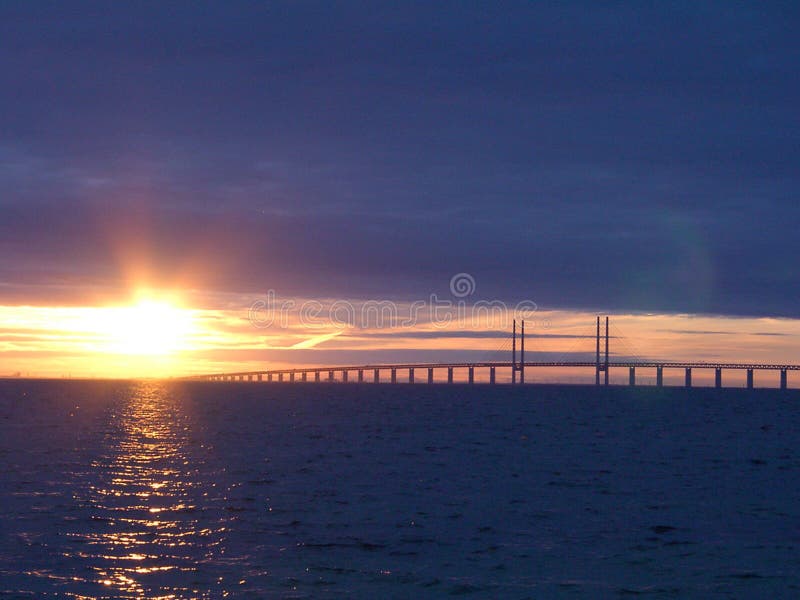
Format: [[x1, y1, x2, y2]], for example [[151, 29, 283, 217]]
[[609, 323, 648, 364], [548, 324, 596, 364]]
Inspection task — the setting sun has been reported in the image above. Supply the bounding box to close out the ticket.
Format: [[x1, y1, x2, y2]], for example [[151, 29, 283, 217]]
[[103, 299, 195, 356]]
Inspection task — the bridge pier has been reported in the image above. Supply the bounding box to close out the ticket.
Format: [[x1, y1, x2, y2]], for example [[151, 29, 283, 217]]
[[468, 366, 474, 384], [447, 367, 454, 384], [373, 368, 380, 383], [656, 366, 663, 387], [257, 374, 262, 382], [409, 368, 414, 383], [391, 368, 397, 384], [715, 368, 722, 388], [342, 370, 348, 383], [629, 366, 635, 386], [278, 373, 284, 383], [490, 366, 496, 384], [289, 372, 295, 383], [685, 367, 692, 388], [781, 369, 787, 390], [747, 369, 754, 389], [428, 368, 434, 384], [301, 372, 307, 382], [315, 371, 320, 382]]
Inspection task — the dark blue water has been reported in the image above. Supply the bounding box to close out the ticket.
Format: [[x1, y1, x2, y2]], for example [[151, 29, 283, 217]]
[[1, 380, 799, 598]]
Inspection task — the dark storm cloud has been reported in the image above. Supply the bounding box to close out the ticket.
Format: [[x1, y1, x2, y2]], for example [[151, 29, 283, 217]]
[[1, 2, 798, 315]]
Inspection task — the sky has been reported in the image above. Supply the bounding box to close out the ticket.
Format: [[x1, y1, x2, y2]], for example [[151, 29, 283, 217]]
[[1, 2, 799, 378]]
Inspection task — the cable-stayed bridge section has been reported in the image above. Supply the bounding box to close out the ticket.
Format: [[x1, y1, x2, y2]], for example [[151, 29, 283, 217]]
[[185, 317, 798, 390]]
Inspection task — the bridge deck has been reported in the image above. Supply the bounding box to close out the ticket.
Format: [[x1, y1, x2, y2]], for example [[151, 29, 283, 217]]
[[187, 361, 800, 380]]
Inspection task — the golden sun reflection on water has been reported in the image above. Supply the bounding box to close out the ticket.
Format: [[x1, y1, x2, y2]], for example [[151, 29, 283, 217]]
[[67, 382, 227, 599]]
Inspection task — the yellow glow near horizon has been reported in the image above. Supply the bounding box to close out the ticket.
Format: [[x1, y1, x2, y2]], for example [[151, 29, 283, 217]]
[[99, 299, 195, 356], [0, 294, 204, 377]]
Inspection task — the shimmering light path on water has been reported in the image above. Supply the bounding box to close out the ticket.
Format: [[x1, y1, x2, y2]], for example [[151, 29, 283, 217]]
[[1, 380, 799, 598]]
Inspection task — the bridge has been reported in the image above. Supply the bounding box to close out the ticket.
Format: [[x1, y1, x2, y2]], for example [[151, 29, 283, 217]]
[[185, 317, 798, 390]]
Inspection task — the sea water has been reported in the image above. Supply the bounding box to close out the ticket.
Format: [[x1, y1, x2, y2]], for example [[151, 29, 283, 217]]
[[0, 379, 798, 598]]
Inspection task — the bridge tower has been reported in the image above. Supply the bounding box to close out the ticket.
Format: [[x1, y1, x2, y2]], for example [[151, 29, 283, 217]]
[[512, 319, 526, 384], [596, 316, 609, 385]]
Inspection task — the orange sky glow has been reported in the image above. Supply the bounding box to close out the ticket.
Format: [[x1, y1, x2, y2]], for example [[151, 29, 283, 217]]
[[1, 290, 798, 387]]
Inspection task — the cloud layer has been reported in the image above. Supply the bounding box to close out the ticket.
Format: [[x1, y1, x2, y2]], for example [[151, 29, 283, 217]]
[[1, 2, 798, 316]]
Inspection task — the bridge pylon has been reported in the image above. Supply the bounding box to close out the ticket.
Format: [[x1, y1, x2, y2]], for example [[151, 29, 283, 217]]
[[512, 319, 526, 384], [596, 316, 610, 385]]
